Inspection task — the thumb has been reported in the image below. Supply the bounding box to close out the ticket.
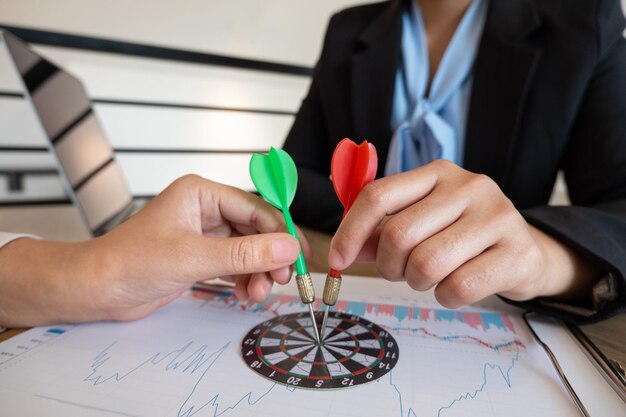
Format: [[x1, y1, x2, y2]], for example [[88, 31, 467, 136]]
[[196, 233, 301, 278]]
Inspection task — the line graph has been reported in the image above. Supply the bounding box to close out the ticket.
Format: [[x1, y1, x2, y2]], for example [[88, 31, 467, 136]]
[[85, 341, 230, 386], [436, 348, 520, 417], [0, 282, 581, 417], [73, 291, 527, 417], [81, 335, 521, 417], [388, 344, 520, 417], [83, 339, 282, 417]]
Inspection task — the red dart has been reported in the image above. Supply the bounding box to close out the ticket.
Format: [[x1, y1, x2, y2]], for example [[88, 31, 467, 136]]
[[329, 138, 378, 277], [320, 138, 378, 342]]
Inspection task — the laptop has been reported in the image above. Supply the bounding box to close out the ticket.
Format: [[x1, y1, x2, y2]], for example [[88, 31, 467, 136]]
[[1, 30, 135, 236]]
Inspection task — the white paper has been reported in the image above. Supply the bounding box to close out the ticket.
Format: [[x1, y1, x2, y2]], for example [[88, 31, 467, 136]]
[[0, 274, 622, 417]]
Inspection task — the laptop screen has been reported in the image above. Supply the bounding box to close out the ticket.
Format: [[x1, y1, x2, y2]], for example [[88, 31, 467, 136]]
[[1, 30, 133, 235]]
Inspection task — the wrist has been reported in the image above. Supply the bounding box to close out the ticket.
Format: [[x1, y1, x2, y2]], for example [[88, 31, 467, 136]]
[[528, 225, 603, 302], [0, 238, 106, 327], [49, 238, 112, 323]]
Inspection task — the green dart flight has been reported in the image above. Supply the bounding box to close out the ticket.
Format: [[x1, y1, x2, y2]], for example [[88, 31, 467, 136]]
[[249, 147, 321, 344]]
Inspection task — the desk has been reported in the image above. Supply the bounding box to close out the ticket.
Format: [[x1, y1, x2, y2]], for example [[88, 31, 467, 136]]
[[0, 204, 624, 366]]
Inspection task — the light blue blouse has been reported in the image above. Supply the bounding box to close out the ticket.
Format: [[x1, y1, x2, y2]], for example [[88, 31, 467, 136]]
[[385, 0, 488, 176]]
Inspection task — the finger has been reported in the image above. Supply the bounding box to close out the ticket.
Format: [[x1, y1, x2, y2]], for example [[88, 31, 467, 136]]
[[195, 178, 287, 234], [190, 233, 300, 280], [329, 165, 440, 270], [269, 266, 293, 285], [203, 221, 233, 238], [354, 227, 382, 262], [271, 222, 313, 259], [193, 176, 311, 261], [234, 275, 251, 300], [247, 272, 274, 302], [375, 187, 468, 280], [434, 245, 529, 308], [231, 207, 311, 259], [231, 223, 257, 237], [404, 215, 500, 290], [146, 175, 281, 235]]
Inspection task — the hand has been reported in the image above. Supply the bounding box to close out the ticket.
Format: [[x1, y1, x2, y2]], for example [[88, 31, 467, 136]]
[[0, 175, 308, 327], [328, 160, 600, 308]]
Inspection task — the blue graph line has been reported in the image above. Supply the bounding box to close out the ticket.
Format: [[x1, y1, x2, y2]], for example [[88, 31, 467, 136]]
[[437, 346, 520, 417], [84, 340, 291, 417], [388, 345, 521, 417], [83, 326, 522, 417], [84, 340, 230, 385], [177, 368, 276, 417]]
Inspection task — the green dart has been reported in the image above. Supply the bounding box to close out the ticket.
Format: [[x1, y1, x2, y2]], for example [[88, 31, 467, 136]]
[[249, 147, 320, 344]]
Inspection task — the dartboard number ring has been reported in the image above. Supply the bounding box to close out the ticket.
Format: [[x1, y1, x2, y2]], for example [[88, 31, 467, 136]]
[[241, 311, 399, 389]]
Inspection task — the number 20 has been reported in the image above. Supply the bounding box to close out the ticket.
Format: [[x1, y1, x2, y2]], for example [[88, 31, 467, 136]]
[[287, 376, 301, 386]]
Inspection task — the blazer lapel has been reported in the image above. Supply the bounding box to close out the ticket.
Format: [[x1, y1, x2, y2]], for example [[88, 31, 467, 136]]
[[351, 0, 404, 178], [464, 0, 542, 190]]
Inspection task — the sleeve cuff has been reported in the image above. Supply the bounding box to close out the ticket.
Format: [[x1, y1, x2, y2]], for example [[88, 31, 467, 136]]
[[501, 272, 625, 324], [533, 272, 620, 318], [0, 232, 40, 249]]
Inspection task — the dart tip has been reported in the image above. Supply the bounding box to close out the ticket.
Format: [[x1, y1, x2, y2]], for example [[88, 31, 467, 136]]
[[307, 303, 321, 345]]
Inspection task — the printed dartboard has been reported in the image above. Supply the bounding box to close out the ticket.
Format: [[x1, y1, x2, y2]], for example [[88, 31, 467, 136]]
[[241, 311, 399, 389]]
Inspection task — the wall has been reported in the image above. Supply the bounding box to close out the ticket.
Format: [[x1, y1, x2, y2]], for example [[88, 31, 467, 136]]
[[0, 0, 374, 202], [0, 1, 625, 204]]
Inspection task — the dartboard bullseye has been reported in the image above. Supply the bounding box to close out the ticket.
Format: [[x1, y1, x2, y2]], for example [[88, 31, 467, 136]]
[[241, 311, 399, 389]]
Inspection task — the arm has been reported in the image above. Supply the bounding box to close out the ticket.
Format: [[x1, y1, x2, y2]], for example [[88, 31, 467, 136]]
[[0, 175, 307, 328], [516, 0, 626, 322]]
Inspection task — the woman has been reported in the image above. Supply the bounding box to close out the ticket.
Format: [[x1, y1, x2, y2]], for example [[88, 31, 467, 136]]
[[284, 0, 626, 322]]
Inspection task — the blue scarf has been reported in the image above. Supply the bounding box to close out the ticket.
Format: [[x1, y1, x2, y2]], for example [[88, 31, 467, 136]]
[[385, 0, 488, 176]]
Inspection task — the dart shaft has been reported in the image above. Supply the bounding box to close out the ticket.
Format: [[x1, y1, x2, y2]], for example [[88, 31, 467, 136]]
[[320, 306, 330, 342], [307, 303, 321, 344], [296, 273, 319, 344], [282, 208, 307, 275], [282, 209, 317, 343]]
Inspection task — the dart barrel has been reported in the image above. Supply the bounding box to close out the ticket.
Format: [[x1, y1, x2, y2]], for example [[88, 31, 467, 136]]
[[323, 274, 341, 306], [295, 273, 315, 304]]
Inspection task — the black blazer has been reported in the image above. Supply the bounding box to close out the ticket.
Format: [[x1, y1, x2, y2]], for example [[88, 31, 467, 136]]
[[283, 0, 626, 322]]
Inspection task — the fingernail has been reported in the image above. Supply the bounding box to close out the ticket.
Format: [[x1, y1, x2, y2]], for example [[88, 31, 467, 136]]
[[328, 247, 344, 269], [272, 237, 298, 264]]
